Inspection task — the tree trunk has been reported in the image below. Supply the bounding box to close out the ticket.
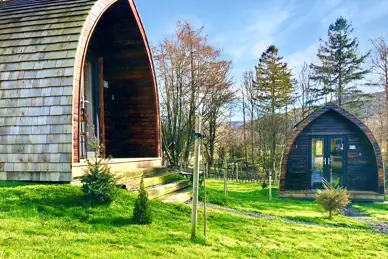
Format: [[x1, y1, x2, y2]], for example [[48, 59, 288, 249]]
[[242, 92, 248, 167], [385, 81, 388, 162]]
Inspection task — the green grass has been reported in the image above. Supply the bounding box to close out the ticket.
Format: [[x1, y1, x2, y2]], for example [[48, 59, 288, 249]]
[[200, 180, 369, 229], [0, 182, 387, 258], [353, 202, 388, 222]]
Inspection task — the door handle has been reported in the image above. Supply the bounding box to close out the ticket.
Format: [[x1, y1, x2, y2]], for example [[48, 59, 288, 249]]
[[324, 158, 327, 165], [328, 158, 331, 165]]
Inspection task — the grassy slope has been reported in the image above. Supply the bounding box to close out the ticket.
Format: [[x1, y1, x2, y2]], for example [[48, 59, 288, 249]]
[[199, 180, 369, 228], [0, 182, 387, 258], [353, 202, 388, 222]]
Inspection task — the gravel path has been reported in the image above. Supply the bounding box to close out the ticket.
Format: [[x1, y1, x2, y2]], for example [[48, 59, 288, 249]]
[[344, 206, 388, 234], [194, 201, 388, 234]]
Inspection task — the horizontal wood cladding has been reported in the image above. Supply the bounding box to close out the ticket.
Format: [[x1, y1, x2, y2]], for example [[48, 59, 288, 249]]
[[281, 104, 384, 195], [80, 0, 160, 160], [0, 0, 96, 181]]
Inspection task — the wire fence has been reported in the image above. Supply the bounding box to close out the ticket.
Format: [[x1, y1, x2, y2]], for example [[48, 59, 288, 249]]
[[206, 166, 263, 182]]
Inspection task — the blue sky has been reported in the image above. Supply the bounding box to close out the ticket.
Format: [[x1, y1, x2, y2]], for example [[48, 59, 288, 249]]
[[136, 0, 388, 119]]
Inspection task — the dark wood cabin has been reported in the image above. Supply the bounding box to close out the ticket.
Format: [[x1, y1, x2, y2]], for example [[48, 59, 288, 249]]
[[280, 103, 385, 201], [0, 0, 161, 182]]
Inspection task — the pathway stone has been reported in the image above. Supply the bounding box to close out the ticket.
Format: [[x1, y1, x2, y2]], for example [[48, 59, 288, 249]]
[[344, 206, 388, 234], [191, 201, 383, 233]]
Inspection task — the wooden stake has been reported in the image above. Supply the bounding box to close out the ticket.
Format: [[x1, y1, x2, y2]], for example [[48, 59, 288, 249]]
[[231, 163, 234, 180], [236, 163, 239, 181], [204, 162, 208, 238], [269, 172, 272, 201], [223, 159, 228, 195], [191, 115, 201, 240]]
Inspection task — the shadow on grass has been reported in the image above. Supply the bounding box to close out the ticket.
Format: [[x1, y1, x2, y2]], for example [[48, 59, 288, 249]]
[[0, 184, 137, 227], [0, 181, 40, 188], [282, 215, 371, 229], [88, 216, 136, 226]]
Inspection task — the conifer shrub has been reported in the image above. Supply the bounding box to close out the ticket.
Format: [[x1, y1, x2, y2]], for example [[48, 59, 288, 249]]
[[81, 133, 118, 206], [132, 177, 152, 224], [316, 179, 350, 218]]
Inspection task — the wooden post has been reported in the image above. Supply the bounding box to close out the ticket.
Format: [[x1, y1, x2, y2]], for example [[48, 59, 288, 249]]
[[236, 163, 239, 181], [204, 162, 208, 238], [231, 163, 234, 180], [191, 115, 201, 240], [223, 159, 228, 195], [269, 172, 272, 200]]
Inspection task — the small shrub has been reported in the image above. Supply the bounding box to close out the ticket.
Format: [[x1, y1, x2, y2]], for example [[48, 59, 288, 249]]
[[316, 179, 350, 218], [261, 181, 268, 189], [81, 133, 118, 205], [133, 177, 152, 224]]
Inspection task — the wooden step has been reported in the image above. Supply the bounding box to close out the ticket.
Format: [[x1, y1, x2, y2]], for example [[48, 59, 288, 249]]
[[73, 158, 162, 179], [117, 166, 168, 180], [122, 171, 183, 191], [146, 180, 190, 200], [157, 187, 192, 203]]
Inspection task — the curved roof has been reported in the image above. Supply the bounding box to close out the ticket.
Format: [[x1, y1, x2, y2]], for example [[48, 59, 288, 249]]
[[0, 0, 159, 178], [280, 103, 385, 193]]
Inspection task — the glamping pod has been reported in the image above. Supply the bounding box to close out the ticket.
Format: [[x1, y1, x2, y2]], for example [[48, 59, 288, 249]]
[[0, 0, 161, 181], [280, 103, 385, 201]]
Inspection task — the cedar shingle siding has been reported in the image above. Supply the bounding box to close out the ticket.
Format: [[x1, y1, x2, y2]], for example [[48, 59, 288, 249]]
[[0, 0, 160, 181]]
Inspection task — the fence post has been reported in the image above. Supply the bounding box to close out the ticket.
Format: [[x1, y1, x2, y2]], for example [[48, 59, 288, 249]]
[[191, 115, 201, 240], [269, 172, 272, 201], [204, 162, 208, 238], [236, 163, 239, 181], [223, 159, 227, 195]]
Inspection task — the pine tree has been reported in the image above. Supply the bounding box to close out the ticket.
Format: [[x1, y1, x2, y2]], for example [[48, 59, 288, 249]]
[[310, 17, 370, 107], [132, 177, 152, 225], [254, 45, 292, 181], [81, 131, 117, 206]]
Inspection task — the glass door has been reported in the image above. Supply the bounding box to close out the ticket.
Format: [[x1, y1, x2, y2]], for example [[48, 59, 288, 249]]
[[311, 137, 325, 188], [81, 57, 101, 158], [310, 136, 346, 188], [328, 136, 345, 186]]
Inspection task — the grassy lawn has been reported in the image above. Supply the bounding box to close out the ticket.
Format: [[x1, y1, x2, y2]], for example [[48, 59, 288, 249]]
[[200, 179, 370, 228], [0, 182, 387, 258], [353, 202, 388, 222]]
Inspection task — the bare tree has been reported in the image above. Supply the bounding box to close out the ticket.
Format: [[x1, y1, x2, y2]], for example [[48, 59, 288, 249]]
[[242, 70, 256, 169], [154, 21, 233, 167], [202, 62, 234, 168], [371, 37, 388, 160], [240, 88, 249, 166]]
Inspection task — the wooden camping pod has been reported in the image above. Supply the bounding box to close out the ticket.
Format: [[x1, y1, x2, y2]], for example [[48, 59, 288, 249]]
[[0, 0, 161, 181], [280, 103, 385, 201]]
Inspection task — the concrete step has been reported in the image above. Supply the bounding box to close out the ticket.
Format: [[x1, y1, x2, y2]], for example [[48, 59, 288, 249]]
[[122, 171, 183, 191], [116, 166, 168, 180], [146, 180, 190, 200], [157, 187, 192, 203]]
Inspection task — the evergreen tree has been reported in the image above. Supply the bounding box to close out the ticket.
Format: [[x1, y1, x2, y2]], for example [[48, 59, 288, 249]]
[[254, 45, 292, 181], [132, 177, 152, 225], [310, 17, 370, 107]]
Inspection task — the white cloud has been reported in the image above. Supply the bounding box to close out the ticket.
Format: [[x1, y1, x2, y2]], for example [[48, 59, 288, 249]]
[[286, 43, 319, 73], [246, 11, 290, 35], [252, 40, 273, 57], [229, 44, 249, 60], [246, 9, 290, 57]]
